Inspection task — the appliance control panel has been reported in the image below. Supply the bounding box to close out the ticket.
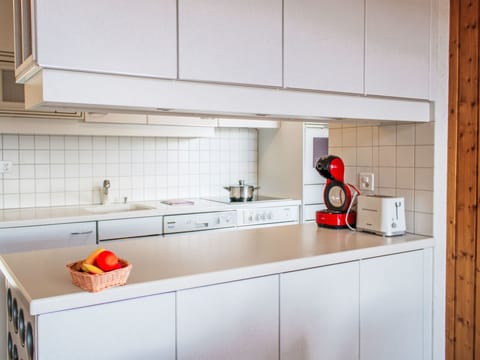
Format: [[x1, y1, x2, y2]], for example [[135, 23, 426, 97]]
[[163, 210, 237, 234], [237, 206, 299, 227]]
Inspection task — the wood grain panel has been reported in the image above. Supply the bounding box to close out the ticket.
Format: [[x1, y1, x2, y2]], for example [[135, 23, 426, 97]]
[[447, 0, 480, 359], [446, 0, 460, 357], [455, 0, 479, 356]]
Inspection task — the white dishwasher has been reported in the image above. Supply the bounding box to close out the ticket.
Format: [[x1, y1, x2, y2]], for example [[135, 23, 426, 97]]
[[163, 211, 237, 236]]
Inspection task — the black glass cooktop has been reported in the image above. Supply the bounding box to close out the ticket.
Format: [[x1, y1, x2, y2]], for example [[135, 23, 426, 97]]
[[202, 195, 286, 204]]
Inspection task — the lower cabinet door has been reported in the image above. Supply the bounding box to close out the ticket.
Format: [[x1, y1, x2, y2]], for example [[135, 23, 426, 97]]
[[177, 275, 279, 360], [360, 250, 425, 360], [36, 292, 176, 360], [280, 261, 360, 360]]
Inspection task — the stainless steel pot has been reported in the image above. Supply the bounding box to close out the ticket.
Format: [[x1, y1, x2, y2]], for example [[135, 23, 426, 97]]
[[223, 180, 259, 202]]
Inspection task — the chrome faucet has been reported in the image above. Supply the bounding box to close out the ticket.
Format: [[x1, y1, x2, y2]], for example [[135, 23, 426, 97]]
[[103, 179, 110, 196]]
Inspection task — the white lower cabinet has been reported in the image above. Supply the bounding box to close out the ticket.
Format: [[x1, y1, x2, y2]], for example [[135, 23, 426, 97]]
[[0, 222, 96, 253], [5, 250, 430, 359], [177, 275, 279, 360], [280, 261, 359, 360], [37, 292, 176, 360], [280, 250, 431, 360], [360, 250, 429, 360]]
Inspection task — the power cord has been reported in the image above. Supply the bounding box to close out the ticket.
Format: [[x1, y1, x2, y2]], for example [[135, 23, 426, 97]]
[[345, 184, 361, 232]]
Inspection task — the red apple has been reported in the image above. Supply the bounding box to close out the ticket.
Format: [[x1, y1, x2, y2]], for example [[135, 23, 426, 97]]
[[95, 250, 119, 271]]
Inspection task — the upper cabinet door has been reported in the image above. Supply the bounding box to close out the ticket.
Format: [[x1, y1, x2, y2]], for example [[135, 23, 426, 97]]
[[365, 0, 431, 99], [0, 0, 14, 54], [284, 0, 364, 94], [179, 0, 282, 87], [35, 0, 177, 79]]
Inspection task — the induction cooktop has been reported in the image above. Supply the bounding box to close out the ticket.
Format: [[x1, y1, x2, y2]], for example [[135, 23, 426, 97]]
[[201, 195, 286, 204]]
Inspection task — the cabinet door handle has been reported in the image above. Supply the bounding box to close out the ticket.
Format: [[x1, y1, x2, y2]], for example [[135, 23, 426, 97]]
[[70, 231, 94, 235]]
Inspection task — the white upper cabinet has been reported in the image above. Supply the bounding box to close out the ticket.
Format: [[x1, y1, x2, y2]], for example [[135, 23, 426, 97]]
[[179, 0, 283, 87], [365, 0, 431, 99], [284, 0, 364, 94], [11, 0, 432, 121], [35, 0, 177, 79], [0, 0, 14, 55]]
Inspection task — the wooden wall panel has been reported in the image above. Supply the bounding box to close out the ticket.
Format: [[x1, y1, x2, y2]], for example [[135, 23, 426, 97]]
[[447, 0, 480, 359], [446, 0, 459, 357]]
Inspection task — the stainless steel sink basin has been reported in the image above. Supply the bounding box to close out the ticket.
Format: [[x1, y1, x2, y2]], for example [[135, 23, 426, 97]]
[[83, 203, 155, 214]]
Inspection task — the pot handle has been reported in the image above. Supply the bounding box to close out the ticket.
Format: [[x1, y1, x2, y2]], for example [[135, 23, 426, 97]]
[[254, 186, 260, 190], [223, 186, 231, 191]]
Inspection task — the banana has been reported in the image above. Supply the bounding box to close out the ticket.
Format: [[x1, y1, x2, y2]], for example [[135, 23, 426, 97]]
[[81, 263, 104, 274], [84, 248, 106, 265]]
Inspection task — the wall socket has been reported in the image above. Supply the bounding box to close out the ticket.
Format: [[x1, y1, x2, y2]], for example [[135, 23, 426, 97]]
[[359, 172, 374, 191], [0, 161, 13, 174]]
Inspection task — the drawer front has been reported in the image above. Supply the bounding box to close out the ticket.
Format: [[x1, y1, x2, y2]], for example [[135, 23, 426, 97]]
[[303, 184, 325, 205], [0, 222, 96, 253], [302, 204, 326, 222], [98, 216, 163, 241]]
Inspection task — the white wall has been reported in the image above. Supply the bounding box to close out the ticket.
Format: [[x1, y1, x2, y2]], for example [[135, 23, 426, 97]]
[[328, 121, 434, 236], [0, 128, 258, 208]]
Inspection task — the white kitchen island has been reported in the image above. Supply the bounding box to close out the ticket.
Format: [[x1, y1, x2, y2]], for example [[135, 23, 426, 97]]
[[1, 223, 434, 360]]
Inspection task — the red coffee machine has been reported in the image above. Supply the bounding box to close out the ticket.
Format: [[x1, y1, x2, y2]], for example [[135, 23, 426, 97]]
[[315, 155, 357, 228]]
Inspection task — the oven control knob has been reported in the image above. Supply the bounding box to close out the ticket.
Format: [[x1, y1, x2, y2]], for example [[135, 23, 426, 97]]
[[267, 212, 272, 220], [255, 214, 260, 221]]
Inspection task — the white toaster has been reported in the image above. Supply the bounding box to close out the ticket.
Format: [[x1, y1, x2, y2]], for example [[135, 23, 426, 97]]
[[356, 195, 406, 236]]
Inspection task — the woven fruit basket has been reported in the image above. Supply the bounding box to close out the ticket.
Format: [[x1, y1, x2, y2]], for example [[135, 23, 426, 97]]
[[66, 259, 132, 293]]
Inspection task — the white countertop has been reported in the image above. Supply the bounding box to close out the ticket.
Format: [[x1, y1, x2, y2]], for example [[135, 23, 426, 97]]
[[0, 198, 301, 228], [0, 223, 433, 316]]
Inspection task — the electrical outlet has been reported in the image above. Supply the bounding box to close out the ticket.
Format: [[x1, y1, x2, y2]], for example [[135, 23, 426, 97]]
[[359, 172, 374, 191], [0, 161, 13, 174]]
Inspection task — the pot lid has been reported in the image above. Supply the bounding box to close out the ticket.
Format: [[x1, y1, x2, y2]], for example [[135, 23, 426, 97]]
[[227, 179, 254, 187]]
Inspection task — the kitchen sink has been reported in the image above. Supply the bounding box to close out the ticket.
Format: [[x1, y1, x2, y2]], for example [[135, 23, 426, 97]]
[[83, 203, 155, 214]]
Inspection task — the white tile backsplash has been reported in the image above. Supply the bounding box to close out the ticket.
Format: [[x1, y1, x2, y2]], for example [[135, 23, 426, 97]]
[[396, 125, 416, 145], [396, 146, 415, 167], [329, 122, 434, 236], [34, 135, 50, 150], [0, 128, 258, 209], [378, 146, 396, 167], [19, 135, 34, 149], [378, 125, 397, 146], [342, 127, 357, 147], [356, 126, 373, 147], [415, 145, 435, 167], [396, 167, 414, 189], [415, 122, 435, 145], [3, 135, 18, 149]]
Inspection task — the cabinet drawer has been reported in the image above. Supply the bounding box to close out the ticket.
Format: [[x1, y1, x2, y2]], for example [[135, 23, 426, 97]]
[[98, 216, 163, 241], [303, 184, 325, 205], [0, 222, 96, 253], [303, 204, 326, 222]]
